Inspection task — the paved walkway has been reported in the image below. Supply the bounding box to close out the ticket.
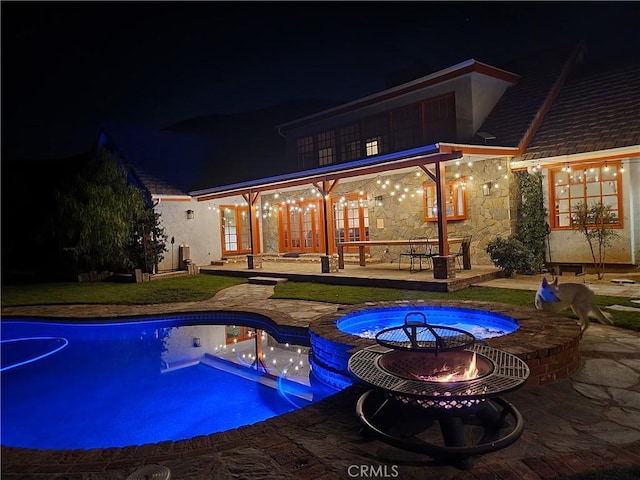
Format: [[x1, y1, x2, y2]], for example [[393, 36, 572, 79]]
[[2, 277, 640, 479]]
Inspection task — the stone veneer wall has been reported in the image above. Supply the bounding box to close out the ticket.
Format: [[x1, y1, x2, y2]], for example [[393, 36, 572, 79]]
[[258, 158, 516, 266]]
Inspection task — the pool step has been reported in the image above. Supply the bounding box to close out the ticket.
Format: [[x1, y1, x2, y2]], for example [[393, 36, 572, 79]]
[[248, 276, 289, 285]]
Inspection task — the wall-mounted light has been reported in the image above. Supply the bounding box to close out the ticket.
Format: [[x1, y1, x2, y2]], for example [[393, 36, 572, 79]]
[[482, 182, 492, 196], [186, 209, 194, 220], [374, 195, 384, 207]]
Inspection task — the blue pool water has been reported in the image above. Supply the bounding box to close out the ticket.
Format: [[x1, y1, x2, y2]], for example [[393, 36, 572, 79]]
[[337, 305, 519, 339], [0, 319, 336, 450]]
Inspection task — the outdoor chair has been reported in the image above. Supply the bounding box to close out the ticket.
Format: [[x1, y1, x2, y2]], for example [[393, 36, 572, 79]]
[[454, 235, 472, 270], [398, 236, 435, 272]]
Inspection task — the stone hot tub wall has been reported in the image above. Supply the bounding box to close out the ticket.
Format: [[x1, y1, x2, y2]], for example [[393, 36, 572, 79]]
[[309, 300, 583, 389]]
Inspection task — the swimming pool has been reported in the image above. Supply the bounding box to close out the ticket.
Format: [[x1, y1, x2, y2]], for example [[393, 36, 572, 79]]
[[336, 305, 519, 339], [0, 317, 338, 450]]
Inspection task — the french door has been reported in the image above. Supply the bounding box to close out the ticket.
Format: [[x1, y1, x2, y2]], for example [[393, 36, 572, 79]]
[[331, 193, 369, 253], [220, 205, 252, 255], [279, 200, 324, 252]]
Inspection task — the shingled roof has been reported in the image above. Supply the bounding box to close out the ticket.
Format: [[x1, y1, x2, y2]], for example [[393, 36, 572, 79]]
[[466, 41, 585, 148], [98, 124, 218, 195], [520, 59, 640, 160]]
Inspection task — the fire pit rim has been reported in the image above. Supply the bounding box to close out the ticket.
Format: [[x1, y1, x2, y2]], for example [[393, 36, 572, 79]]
[[348, 343, 530, 402]]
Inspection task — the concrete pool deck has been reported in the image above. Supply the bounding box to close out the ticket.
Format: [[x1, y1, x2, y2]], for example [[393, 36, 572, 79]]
[[1, 276, 640, 479]]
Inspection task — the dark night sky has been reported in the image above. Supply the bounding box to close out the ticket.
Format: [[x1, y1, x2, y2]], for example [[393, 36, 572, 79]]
[[2, 1, 639, 162]]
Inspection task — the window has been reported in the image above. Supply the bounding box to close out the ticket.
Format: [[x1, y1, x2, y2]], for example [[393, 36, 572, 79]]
[[364, 115, 388, 156], [365, 138, 380, 156], [297, 136, 314, 169], [391, 104, 421, 150], [424, 94, 456, 143], [317, 130, 335, 165], [423, 178, 468, 221], [220, 205, 252, 254], [293, 94, 455, 167], [225, 325, 256, 345], [331, 193, 369, 252], [339, 123, 361, 161], [549, 162, 623, 229]]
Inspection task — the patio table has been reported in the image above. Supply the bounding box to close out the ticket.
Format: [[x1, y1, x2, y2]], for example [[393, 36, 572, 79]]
[[336, 237, 469, 269]]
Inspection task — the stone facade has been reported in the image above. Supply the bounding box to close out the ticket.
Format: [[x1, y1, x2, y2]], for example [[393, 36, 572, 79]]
[[258, 157, 515, 267]]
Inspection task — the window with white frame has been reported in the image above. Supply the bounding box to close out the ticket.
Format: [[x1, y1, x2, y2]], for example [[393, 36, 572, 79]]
[[365, 137, 380, 156]]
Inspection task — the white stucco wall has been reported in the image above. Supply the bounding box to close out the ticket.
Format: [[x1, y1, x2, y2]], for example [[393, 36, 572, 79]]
[[541, 155, 639, 266], [470, 73, 514, 134], [161, 325, 228, 366], [153, 196, 221, 271]]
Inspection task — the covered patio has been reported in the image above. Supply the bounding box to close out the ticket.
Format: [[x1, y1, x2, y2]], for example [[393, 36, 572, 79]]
[[199, 253, 502, 292], [190, 143, 516, 281]]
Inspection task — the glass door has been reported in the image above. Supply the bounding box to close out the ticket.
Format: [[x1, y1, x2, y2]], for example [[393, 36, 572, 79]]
[[221, 205, 252, 255], [331, 193, 369, 253], [279, 200, 323, 252]]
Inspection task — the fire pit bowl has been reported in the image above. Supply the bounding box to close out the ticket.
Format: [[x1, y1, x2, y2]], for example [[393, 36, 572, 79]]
[[379, 349, 495, 383], [348, 312, 530, 469]]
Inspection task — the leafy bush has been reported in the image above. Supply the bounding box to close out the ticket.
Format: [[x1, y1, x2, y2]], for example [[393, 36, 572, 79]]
[[486, 235, 537, 276]]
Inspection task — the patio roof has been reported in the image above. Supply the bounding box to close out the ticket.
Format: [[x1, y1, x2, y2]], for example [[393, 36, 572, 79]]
[[189, 144, 462, 201]]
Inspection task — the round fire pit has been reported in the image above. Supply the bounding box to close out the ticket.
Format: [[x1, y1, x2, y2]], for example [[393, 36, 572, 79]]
[[348, 312, 530, 469], [379, 349, 495, 383]]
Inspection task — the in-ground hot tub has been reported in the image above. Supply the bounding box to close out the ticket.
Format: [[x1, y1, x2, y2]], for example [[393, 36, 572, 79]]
[[336, 305, 519, 340], [308, 301, 583, 389]]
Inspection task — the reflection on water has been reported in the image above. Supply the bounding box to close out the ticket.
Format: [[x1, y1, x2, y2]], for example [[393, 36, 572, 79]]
[[0, 320, 338, 450]]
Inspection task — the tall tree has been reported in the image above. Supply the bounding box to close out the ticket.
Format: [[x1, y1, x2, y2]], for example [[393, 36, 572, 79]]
[[56, 149, 145, 272], [126, 205, 168, 274]]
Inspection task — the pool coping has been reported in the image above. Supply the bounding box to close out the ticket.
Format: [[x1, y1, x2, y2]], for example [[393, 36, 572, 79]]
[[308, 300, 584, 386]]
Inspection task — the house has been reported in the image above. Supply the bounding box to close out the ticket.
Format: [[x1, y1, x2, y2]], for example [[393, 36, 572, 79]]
[[102, 41, 639, 278], [187, 41, 638, 278]]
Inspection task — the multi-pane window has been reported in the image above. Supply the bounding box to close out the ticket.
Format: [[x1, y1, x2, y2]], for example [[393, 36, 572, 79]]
[[549, 162, 623, 229], [366, 138, 380, 156], [294, 94, 456, 166], [332, 193, 369, 252], [339, 123, 361, 161], [424, 94, 456, 143], [297, 136, 314, 169], [423, 178, 468, 221], [317, 130, 335, 165], [364, 115, 388, 156], [221, 205, 251, 254], [391, 104, 421, 150]]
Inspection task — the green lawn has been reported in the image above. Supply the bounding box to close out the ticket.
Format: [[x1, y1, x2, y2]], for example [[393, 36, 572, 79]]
[[0, 275, 246, 306], [2, 275, 638, 332]]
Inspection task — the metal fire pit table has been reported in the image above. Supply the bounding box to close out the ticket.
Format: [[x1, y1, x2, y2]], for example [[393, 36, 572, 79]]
[[347, 312, 530, 469]]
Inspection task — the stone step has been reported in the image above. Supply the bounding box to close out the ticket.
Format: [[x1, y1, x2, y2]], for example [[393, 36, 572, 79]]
[[248, 276, 289, 286]]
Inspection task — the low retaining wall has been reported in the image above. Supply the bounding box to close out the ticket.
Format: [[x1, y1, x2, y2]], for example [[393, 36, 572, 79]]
[[308, 300, 583, 388]]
